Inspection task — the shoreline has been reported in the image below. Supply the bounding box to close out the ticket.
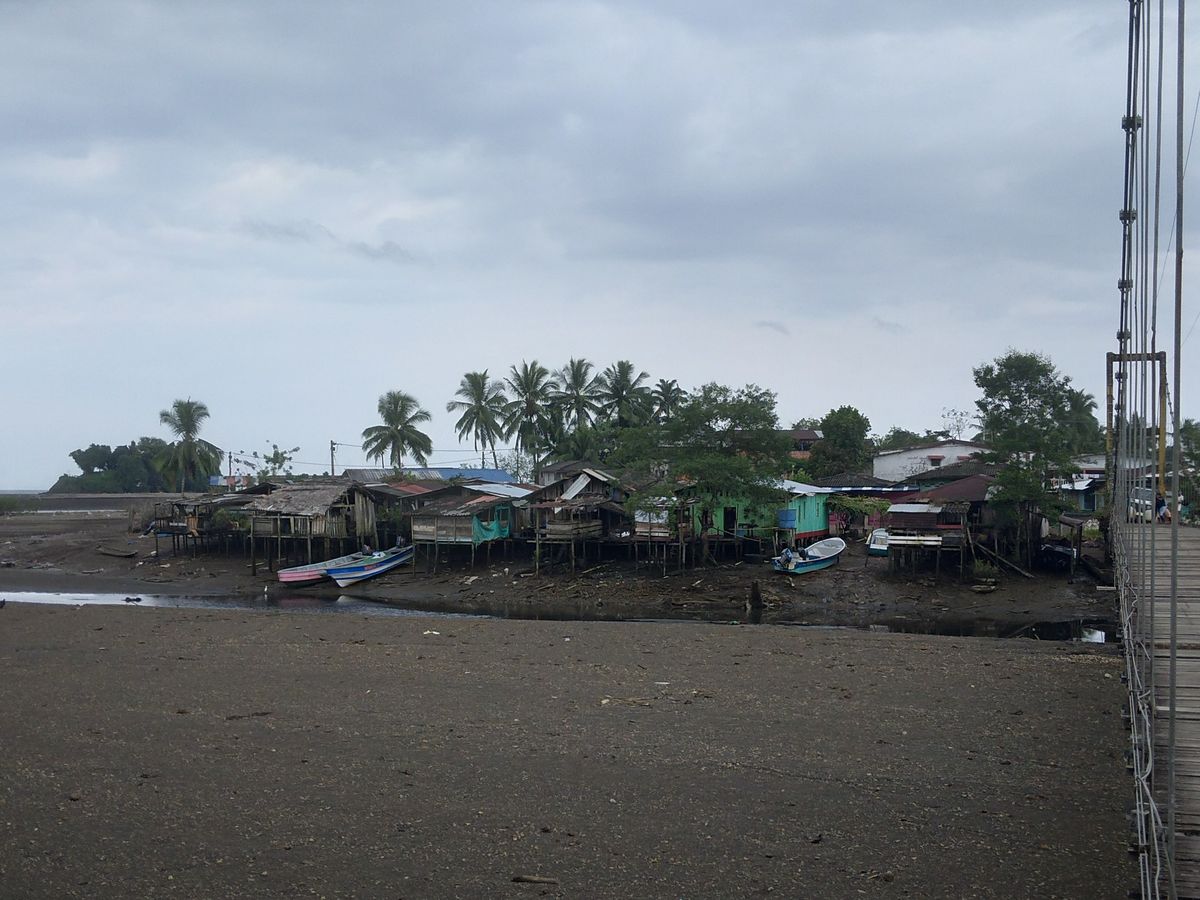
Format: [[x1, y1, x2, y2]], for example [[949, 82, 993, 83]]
[[0, 511, 1117, 633]]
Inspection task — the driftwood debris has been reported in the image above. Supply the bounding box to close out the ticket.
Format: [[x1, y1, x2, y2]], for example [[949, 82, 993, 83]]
[[512, 874, 560, 885], [972, 541, 1034, 579]]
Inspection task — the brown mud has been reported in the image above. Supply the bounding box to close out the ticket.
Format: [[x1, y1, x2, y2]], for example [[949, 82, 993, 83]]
[[0, 512, 1115, 636]]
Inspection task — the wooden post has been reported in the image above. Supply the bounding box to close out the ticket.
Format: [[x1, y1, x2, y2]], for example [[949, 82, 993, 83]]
[[250, 516, 257, 576]]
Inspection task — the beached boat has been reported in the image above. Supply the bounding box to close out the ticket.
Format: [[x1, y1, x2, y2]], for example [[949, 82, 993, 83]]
[[277, 550, 368, 585], [770, 537, 847, 574], [867, 528, 889, 557], [326, 544, 415, 588]]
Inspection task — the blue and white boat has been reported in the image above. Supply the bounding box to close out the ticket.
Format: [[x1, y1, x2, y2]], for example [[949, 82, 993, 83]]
[[326, 544, 415, 588]]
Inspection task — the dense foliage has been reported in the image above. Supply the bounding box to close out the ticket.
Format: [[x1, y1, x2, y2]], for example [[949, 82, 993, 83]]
[[609, 383, 793, 518], [50, 438, 174, 493], [806, 406, 872, 478]]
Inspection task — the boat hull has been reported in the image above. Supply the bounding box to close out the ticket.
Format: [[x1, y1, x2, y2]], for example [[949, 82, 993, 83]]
[[771, 554, 841, 574], [327, 545, 415, 588], [277, 551, 368, 585], [771, 537, 847, 575]]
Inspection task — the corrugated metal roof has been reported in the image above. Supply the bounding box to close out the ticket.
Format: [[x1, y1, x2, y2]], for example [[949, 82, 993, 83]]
[[779, 479, 836, 495], [887, 502, 943, 514], [874, 440, 988, 459], [247, 483, 354, 516], [562, 474, 590, 500], [919, 474, 995, 503], [367, 483, 434, 499], [411, 493, 510, 517], [813, 472, 897, 488], [461, 482, 532, 499]]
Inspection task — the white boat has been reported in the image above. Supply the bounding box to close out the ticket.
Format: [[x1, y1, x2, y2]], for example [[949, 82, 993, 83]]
[[770, 537, 847, 574], [867, 528, 889, 557]]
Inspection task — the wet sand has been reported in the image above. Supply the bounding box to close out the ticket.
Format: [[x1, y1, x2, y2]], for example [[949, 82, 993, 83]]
[[0, 602, 1133, 898]]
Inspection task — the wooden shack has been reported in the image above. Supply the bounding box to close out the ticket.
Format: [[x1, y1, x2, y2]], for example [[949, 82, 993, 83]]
[[525, 468, 630, 570], [885, 501, 973, 576], [410, 483, 530, 568], [245, 481, 378, 571]]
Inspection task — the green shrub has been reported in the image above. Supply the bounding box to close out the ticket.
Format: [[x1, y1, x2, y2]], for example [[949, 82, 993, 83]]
[[0, 496, 39, 515]]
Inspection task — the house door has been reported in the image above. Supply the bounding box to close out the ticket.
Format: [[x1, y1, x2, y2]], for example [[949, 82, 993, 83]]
[[723, 506, 737, 535]]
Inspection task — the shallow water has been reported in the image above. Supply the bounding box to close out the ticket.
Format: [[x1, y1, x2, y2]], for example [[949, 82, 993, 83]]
[[0, 590, 1114, 640], [2, 590, 477, 618]]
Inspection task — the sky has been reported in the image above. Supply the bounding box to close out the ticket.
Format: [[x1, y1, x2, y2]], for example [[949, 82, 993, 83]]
[[2, 1, 1196, 488]]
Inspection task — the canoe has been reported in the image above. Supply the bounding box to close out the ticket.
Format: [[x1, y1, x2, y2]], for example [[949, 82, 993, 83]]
[[771, 537, 847, 575], [867, 528, 889, 557], [326, 545, 415, 588], [97, 546, 138, 558], [277, 550, 369, 585]]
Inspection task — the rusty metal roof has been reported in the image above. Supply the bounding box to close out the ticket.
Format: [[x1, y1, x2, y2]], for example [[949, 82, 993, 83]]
[[411, 493, 510, 517], [918, 474, 996, 503], [246, 483, 356, 516]]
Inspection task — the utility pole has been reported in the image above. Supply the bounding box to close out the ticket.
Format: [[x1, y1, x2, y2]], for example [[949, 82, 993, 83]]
[[330, 440, 336, 478]]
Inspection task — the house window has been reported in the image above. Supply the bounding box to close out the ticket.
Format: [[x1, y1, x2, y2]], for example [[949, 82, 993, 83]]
[[928, 456, 943, 467]]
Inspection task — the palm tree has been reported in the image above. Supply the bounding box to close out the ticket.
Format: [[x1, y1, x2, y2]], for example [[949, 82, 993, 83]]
[[597, 360, 653, 428], [157, 398, 222, 493], [650, 378, 685, 423], [503, 360, 559, 469], [554, 358, 601, 431], [446, 371, 508, 467], [362, 391, 433, 471], [1064, 388, 1104, 454], [550, 423, 602, 462]]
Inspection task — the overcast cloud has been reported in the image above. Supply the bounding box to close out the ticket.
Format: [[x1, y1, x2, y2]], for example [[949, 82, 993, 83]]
[[1, 1, 1193, 487]]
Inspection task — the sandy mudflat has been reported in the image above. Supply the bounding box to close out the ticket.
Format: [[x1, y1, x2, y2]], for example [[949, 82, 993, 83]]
[[0, 511, 1114, 632], [0, 602, 1132, 899]]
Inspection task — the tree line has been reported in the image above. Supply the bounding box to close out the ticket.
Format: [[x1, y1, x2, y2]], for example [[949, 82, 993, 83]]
[[51, 351, 1150, 505]]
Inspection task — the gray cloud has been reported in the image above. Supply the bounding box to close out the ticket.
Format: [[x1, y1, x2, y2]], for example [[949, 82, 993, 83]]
[[0, 1, 1175, 488], [755, 320, 790, 336]]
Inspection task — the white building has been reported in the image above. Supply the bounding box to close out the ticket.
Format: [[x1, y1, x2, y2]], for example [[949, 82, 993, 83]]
[[872, 440, 989, 483]]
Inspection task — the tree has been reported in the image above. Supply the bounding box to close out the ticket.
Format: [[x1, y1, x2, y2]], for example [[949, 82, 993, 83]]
[[1063, 388, 1104, 455], [941, 407, 974, 441], [973, 349, 1077, 563], [446, 370, 508, 467], [70, 444, 114, 474], [807, 406, 872, 477], [596, 360, 653, 428], [875, 427, 923, 452], [252, 442, 300, 478], [362, 391, 433, 470], [503, 360, 559, 468], [650, 378, 686, 423], [495, 449, 535, 483], [611, 383, 794, 524], [554, 358, 602, 431], [791, 417, 822, 430], [157, 398, 222, 493]]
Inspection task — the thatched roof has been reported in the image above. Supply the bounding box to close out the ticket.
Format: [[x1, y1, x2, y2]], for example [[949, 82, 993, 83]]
[[246, 483, 355, 516]]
